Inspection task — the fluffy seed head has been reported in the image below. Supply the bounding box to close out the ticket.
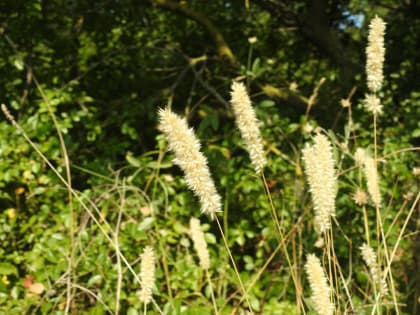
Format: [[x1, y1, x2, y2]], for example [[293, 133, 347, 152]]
[[353, 188, 368, 206], [354, 148, 367, 166], [364, 94, 383, 115], [360, 243, 388, 296], [158, 108, 222, 219], [305, 254, 334, 315], [302, 134, 337, 233], [189, 217, 210, 269], [354, 149, 381, 208], [137, 246, 156, 304], [363, 154, 382, 208], [230, 81, 267, 174], [366, 15, 386, 93], [340, 99, 351, 108]]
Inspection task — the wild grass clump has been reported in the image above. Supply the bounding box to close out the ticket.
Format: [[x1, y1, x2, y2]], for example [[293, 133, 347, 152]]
[[1, 14, 419, 315]]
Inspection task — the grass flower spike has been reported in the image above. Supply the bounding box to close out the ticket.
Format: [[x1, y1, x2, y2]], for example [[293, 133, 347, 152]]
[[230, 81, 266, 174], [158, 108, 222, 219], [137, 246, 156, 304], [302, 134, 337, 233], [354, 148, 367, 166], [363, 154, 381, 208], [190, 217, 210, 269], [366, 15, 386, 93], [355, 149, 382, 208], [364, 93, 383, 115], [305, 254, 334, 315], [353, 188, 368, 206], [360, 243, 388, 296]]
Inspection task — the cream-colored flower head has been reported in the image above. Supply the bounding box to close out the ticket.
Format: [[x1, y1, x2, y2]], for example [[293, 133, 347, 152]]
[[189, 217, 210, 269], [353, 188, 368, 206], [354, 148, 367, 166], [340, 98, 351, 108], [305, 254, 334, 315], [158, 108, 222, 219], [354, 148, 381, 207], [248, 36, 257, 44], [366, 15, 386, 93], [364, 93, 383, 115], [360, 243, 388, 296], [230, 81, 267, 174], [364, 154, 381, 208], [302, 134, 337, 233], [137, 246, 156, 304]]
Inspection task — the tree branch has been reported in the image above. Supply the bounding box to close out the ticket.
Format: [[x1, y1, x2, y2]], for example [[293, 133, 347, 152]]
[[150, 0, 235, 63], [297, 0, 361, 88], [259, 83, 308, 112], [253, 0, 361, 90]]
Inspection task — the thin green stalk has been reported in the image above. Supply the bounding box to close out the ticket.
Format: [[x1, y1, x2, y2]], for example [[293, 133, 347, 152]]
[[32, 75, 75, 314], [114, 177, 125, 315], [206, 270, 219, 315], [157, 237, 174, 309], [261, 172, 306, 314], [214, 216, 253, 313], [246, 40, 254, 90], [382, 192, 420, 304], [324, 230, 337, 312], [362, 205, 371, 246], [325, 228, 355, 313], [373, 112, 399, 314], [238, 217, 308, 308]]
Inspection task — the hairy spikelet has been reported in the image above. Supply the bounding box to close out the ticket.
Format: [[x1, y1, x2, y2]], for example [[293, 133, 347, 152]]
[[356, 149, 382, 208], [230, 81, 266, 174], [305, 254, 334, 315], [366, 15, 386, 93], [360, 243, 388, 296], [158, 108, 222, 219], [364, 93, 383, 115], [302, 134, 337, 233], [364, 155, 381, 208], [354, 148, 367, 166], [189, 217, 210, 269], [353, 188, 368, 206], [364, 155, 382, 208], [137, 246, 156, 304]]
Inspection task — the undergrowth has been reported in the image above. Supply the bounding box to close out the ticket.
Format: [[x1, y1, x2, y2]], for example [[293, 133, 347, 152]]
[[0, 15, 419, 315]]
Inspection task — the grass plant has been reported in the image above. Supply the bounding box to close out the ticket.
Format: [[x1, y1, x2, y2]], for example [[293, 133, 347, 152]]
[[1, 15, 419, 315]]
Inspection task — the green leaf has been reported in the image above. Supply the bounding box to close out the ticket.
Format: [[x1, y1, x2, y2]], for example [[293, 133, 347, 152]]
[[13, 58, 24, 71], [146, 161, 173, 169], [87, 275, 102, 286], [138, 217, 155, 231], [126, 153, 142, 168], [204, 232, 216, 244], [0, 263, 17, 275], [127, 307, 138, 315]]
